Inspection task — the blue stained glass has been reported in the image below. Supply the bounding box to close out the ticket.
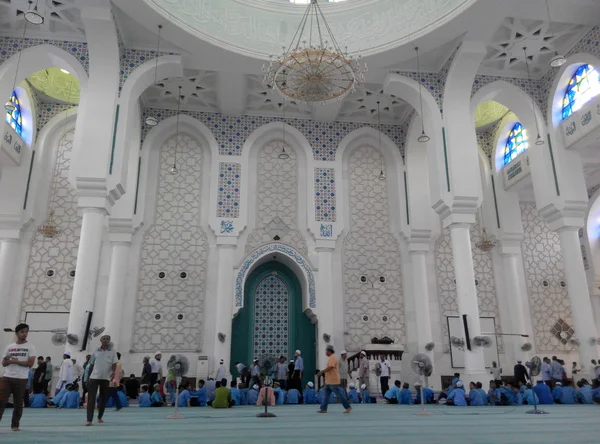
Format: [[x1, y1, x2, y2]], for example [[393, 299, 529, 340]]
[[5, 91, 23, 137], [503, 122, 529, 167], [562, 64, 600, 120]]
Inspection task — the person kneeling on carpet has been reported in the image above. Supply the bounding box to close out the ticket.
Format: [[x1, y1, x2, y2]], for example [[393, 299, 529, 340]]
[[210, 378, 234, 408], [446, 380, 467, 406]]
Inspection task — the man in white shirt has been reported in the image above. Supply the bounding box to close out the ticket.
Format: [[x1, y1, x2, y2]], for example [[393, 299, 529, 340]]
[[215, 359, 227, 382], [0, 323, 36, 431], [56, 352, 73, 394], [378, 356, 391, 396], [86, 333, 118, 426], [149, 351, 162, 392], [358, 351, 369, 390], [72, 358, 84, 383]]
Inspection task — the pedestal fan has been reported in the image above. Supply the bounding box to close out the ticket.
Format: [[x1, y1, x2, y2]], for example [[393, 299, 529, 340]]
[[411, 353, 433, 416], [166, 354, 190, 419]]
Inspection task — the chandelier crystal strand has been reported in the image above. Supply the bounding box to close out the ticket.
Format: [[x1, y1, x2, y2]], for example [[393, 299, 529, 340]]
[[377, 101, 385, 181], [146, 25, 163, 127], [523, 47, 545, 145], [263, 0, 366, 104]]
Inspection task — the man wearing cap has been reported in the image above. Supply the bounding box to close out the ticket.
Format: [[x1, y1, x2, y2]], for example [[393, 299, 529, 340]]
[[86, 333, 118, 426], [215, 359, 227, 382], [56, 352, 73, 395], [293, 350, 303, 394], [513, 360, 529, 385], [358, 351, 369, 391], [149, 351, 163, 393], [339, 350, 350, 389], [316, 345, 351, 414]]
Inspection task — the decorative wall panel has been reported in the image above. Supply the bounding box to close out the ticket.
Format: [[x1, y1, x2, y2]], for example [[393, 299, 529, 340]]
[[246, 140, 307, 257], [217, 162, 241, 218], [342, 146, 405, 350], [520, 203, 575, 353], [20, 130, 80, 317], [314, 168, 336, 222], [132, 133, 208, 352], [253, 275, 289, 365], [0, 37, 89, 72]]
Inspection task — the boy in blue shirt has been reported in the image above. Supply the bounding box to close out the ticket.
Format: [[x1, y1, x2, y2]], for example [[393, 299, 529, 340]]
[[139, 385, 152, 407], [559, 380, 578, 404], [467, 382, 485, 406], [177, 383, 191, 407], [414, 382, 434, 404], [360, 384, 371, 403], [447, 381, 467, 406], [247, 384, 259, 405], [286, 387, 301, 404], [487, 380, 497, 405], [150, 383, 164, 406], [347, 383, 360, 403], [511, 386, 523, 405], [576, 380, 594, 404], [552, 381, 563, 403], [274, 383, 285, 405], [475, 382, 488, 405], [50, 384, 71, 407], [523, 383, 539, 405], [532, 379, 553, 404], [230, 381, 242, 406], [193, 380, 207, 406], [384, 380, 401, 404], [29, 387, 47, 408], [303, 381, 316, 404], [59, 383, 81, 409], [397, 382, 414, 405]]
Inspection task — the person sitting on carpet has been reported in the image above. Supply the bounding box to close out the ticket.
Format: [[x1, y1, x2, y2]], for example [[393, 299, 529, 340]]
[[559, 380, 578, 404], [577, 379, 594, 404], [49, 383, 71, 407], [257, 385, 276, 406], [177, 383, 192, 408], [467, 382, 485, 406], [239, 384, 249, 405], [414, 382, 434, 405], [286, 387, 301, 404], [125, 374, 140, 400], [384, 380, 401, 404], [304, 381, 316, 404], [511, 385, 523, 405], [29, 387, 47, 408], [139, 385, 151, 407], [360, 384, 371, 404], [476, 382, 488, 405], [487, 380, 497, 405], [274, 382, 285, 405], [193, 380, 207, 406], [591, 380, 600, 404], [552, 381, 563, 403], [347, 383, 360, 404], [59, 383, 80, 409], [397, 382, 414, 405], [532, 380, 553, 405], [523, 383, 539, 405], [446, 381, 467, 406], [247, 384, 259, 405], [150, 383, 164, 406], [211, 378, 234, 408], [230, 381, 242, 406]]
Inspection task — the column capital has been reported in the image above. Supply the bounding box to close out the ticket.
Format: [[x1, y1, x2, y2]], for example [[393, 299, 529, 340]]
[[0, 213, 31, 239], [315, 239, 336, 252], [434, 196, 479, 228], [76, 177, 114, 213], [538, 202, 587, 232], [108, 217, 133, 244]]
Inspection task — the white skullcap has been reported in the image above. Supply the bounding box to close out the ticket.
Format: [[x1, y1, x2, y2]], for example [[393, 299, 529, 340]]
[[307, 382, 314, 388], [295, 350, 301, 355], [555, 382, 562, 386], [414, 382, 422, 386], [155, 351, 162, 356], [348, 383, 356, 388], [341, 350, 347, 355], [360, 351, 366, 356], [100, 332, 111, 339], [456, 381, 464, 388], [361, 384, 367, 390], [253, 384, 259, 390]]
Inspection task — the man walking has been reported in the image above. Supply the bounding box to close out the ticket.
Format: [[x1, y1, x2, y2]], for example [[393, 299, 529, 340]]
[[56, 352, 73, 395], [339, 350, 350, 389], [514, 360, 529, 385], [378, 355, 391, 396], [86, 333, 118, 426], [316, 345, 351, 414], [358, 351, 369, 390], [0, 323, 36, 431], [293, 350, 304, 394]]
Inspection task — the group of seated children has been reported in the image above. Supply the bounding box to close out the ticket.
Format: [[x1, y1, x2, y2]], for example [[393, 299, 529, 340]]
[[383, 380, 435, 405], [29, 382, 132, 409]]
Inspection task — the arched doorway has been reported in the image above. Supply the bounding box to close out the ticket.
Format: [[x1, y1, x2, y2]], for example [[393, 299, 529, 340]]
[[231, 261, 316, 387]]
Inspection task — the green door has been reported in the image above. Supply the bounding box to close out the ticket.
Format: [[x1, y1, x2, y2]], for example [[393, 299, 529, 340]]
[[231, 261, 316, 386]]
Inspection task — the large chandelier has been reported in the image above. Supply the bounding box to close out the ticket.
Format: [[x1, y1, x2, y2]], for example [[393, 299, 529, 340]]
[[476, 228, 497, 252], [38, 208, 60, 239], [262, 0, 366, 104]]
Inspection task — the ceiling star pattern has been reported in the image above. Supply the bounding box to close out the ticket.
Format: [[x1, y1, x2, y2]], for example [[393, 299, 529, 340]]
[[337, 83, 412, 124], [0, 0, 85, 37], [141, 70, 218, 112]]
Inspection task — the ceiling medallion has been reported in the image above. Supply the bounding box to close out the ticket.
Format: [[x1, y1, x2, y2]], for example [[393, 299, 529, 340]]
[[476, 228, 496, 252], [38, 208, 60, 239], [262, 0, 366, 104]]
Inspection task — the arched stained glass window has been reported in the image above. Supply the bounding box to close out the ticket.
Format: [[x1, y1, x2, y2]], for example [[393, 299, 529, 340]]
[[5, 91, 23, 137], [504, 122, 528, 166], [562, 64, 600, 120]]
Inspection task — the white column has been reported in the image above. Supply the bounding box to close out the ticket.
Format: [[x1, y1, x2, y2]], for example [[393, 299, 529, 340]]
[[316, 243, 335, 371], [449, 223, 487, 379], [0, 238, 19, 328], [212, 241, 236, 373], [66, 208, 107, 357], [409, 249, 433, 354], [557, 227, 600, 376], [103, 241, 131, 350]]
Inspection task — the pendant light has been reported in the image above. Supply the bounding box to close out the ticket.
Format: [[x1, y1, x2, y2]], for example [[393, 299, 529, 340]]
[[415, 47, 430, 143], [377, 101, 386, 181], [278, 101, 289, 160], [24, 0, 44, 25], [170, 85, 181, 175], [545, 0, 566, 68], [145, 25, 163, 127], [4, 20, 29, 111], [523, 47, 545, 146]]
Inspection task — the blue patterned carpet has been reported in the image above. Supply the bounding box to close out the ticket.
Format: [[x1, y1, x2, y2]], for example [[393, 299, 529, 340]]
[[0, 404, 599, 443]]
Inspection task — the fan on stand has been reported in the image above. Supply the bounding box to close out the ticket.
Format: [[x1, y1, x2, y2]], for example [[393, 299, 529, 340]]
[[166, 355, 190, 420], [257, 375, 276, 418], [526, 356, 548, 415], [411, 353, 434, 416], [51, 330, 67, 346]]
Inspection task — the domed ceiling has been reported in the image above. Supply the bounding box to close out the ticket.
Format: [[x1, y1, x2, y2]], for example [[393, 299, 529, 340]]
[[143, 0, 478, 58]]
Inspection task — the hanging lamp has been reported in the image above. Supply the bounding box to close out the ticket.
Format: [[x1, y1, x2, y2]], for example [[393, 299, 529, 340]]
[[278, 101, 289, 160], [523, 47, 545, 146], [545, 0, 566, 68], [4, 20, 29, 111], [170, 85, 182, 175], [24, 0, 44, 25], [145, 25, 163, 127], [377, 101, 386, 181], [415, 47, 430, 143]]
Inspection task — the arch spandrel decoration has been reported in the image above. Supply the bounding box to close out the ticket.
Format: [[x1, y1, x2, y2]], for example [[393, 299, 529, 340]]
[[235, 243, 316, 310]]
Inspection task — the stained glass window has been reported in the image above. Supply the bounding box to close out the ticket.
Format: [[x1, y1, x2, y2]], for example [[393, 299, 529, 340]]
[[504, 122, 528, 166], [5, 91, 23, 137], [562, 64, 600, 120]]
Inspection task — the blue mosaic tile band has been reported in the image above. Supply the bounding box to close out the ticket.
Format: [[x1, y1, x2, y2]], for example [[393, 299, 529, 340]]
[[314, 167, 336, 222], [120, 49, 174, 91], [217, 162, 241, 218], [236, 243, 315, 309], [0, 37, 89, 73], [36, 104, 75, 134]]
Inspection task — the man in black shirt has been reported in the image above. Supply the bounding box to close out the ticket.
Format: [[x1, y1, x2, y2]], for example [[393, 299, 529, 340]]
[[514, 360, 529, 385]]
